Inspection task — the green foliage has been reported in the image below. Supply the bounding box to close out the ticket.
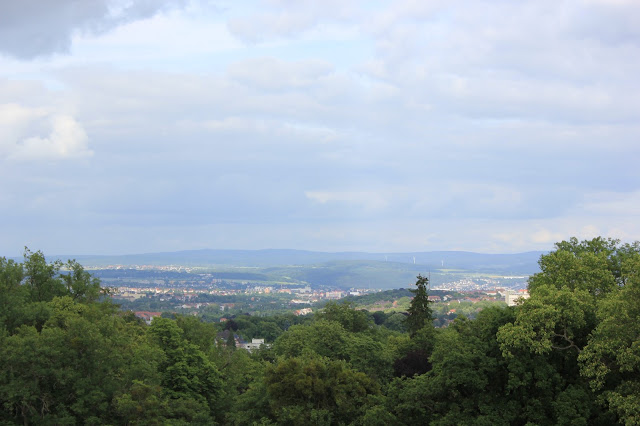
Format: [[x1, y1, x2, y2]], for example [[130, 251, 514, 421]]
[[22, 248, 67, 303], [2, 239, 639, 425], [175, 315, 218, 352], [0, 257, 26, 333], [270, 317, 395, 383], [148, 318, 222, 417], [264, 355, 380, 425], [499, 238, 639, 361], [0, 297, 160, 425], [579, 258, 640, 425], [529, 237, 623, 297], [317, 301, 371, 333], [343, 288, 414, 306], [227, 330, 237, 349], [0, 250, 226, 425], [382, 312, 408, 332], [496, 237, 640, 425], [220, 313, 309, 343], [388, 312, 505, 424], [60, 259, 106, 303], [113, 380, 168, 425], [497, 285, 594, 356], [223, 354, 273, 425], [405, 274, 433, 337], [272, 320, 350, 360], [391, 324, 437, 377]]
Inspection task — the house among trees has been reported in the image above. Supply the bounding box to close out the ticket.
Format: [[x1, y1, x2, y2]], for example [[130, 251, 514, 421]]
[[239, 338, 270, 352], [134, 311, 162, 325], [505, 289, 530, 306], [215, 331, 270, 352], [216, 329, 242, 347]]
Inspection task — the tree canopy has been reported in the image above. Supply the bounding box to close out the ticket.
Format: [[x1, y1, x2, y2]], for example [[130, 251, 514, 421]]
[[405, 274, 433, 337], [1, 238, 639, 425]]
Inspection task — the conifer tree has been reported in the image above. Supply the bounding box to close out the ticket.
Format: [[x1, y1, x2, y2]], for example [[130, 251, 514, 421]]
[[227, 330, 237, 349], [405, 274, 433, 337]]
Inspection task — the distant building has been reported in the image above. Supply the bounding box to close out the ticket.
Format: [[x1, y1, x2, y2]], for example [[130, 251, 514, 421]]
[[325, 291, 344, 299], [295, 308, 313, 316], [216, 330, 243, 347], [116, 291, 144, 301], [134, 311, 162, 325], [505, 289, 530, 306], [215, 332, 270, 352], [240, 338, 269, 352]]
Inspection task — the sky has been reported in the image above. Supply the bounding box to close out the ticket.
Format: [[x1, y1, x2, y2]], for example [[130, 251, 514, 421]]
[[1, 0, 639, 256]]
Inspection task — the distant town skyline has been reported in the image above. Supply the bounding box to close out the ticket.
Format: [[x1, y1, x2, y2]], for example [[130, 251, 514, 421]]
[[1, 0, 639, 257]]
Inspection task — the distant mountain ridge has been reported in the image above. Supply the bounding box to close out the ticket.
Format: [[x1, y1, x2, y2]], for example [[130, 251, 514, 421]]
[[45, 248, 545, 275]]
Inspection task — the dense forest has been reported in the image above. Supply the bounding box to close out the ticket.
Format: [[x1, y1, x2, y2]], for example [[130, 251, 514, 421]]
[[1, 238, 639, 425]]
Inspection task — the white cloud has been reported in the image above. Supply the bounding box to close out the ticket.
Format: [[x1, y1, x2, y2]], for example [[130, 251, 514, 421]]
[[226, 0, 360, 42], [1, 1, 640, 254], [531, 229, 565, 245], [578, 225, 601, 240], [581, 191, 640, 216], [200, 116, 339, 145], [305, 190, 390, 211], [0, 103, 46, 153], [0, 104, 92, 161], [228, 57, 333, 91]]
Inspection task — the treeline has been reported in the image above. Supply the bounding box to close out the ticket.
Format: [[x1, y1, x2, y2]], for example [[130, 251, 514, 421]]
[[1, 238, 639, 425], [341, 288, 414, 305]]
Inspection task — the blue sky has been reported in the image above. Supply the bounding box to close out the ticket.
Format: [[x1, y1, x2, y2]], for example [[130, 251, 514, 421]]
[[1, 0, 639, 256]]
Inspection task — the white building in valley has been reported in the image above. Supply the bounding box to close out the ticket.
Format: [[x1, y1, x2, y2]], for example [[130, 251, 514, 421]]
[[505, 289, 530, 306]]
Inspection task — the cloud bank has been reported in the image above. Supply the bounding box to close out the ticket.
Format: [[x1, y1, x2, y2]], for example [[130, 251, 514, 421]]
[[0, 0, 639, 255]]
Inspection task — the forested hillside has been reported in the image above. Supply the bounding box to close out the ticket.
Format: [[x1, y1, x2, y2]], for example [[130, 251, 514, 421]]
[[1, 238, 639, 425]]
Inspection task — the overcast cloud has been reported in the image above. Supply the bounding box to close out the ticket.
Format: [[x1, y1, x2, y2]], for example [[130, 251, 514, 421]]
[[1, 0, 639, 256]]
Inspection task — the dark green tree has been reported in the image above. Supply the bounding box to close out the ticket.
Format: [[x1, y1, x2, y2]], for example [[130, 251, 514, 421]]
[[496, 237, 638, 425], [317, 301, 371, 333], [0, 257, 26, 333], [405, 274, 433, 337], [264, 355, 380, 425], [579, 255, 640, 425], [383, 312, 407, 332], [0, 296, 161, 425], [22, 248, 66, 304], [59, 259, 105, 303], [272, 320, 350, 360], [227, 330, 237, 349], [148, 318, 223, 423]]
